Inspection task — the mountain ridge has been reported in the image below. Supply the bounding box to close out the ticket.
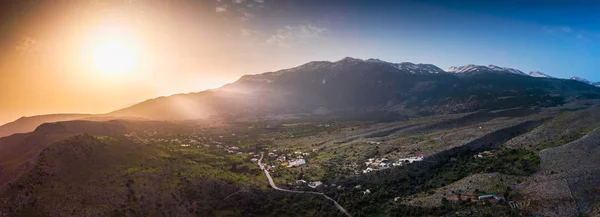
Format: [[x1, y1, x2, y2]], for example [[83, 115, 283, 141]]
[[2, 57, 599, 138], [107, 57, 600, 121]]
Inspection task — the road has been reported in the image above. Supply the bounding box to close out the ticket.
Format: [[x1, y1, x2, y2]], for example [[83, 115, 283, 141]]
[[258, 153, 352, 217]]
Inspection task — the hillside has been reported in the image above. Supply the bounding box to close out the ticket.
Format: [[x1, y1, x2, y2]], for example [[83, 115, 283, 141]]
[[2, 105, 600, 216], [0, 120, 134, 188], [109, 58, 600, 121], [0, 120, 342, 217], [0, 114, 92, 138], [2, 59, 600, 216]]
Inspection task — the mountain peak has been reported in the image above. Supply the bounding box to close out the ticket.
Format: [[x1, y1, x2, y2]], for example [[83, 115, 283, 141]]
[[447, 64, 525, 75], [528, 71, 553, 78], [365, 58, 387, 63], [571, 76, 591, 84], [338, 57, 364, 63]]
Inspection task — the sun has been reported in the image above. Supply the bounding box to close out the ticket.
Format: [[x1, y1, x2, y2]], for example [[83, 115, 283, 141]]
[[91, 38, 137, 75]]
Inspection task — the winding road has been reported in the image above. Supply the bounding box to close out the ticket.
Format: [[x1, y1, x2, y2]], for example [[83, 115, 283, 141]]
[[258, 153, 352, 217]]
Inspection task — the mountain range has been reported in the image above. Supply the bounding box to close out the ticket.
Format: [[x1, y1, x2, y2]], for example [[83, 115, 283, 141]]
[[109, 57, 600, 118], [1, 57, 599, 138]]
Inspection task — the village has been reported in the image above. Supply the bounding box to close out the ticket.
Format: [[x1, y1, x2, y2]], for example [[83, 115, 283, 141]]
[[361, 155, 425, 174], [124, 129, 523, 211]]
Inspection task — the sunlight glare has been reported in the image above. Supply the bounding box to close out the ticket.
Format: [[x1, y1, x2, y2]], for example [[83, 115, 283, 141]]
[[89, 26, 138, 75]]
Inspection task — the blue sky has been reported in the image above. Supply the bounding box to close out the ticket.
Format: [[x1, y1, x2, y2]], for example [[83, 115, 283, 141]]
[[248, 0, 600, 81], [1, 0, 599, 124]]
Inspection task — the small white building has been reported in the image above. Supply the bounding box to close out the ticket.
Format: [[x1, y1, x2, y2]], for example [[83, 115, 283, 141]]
[[308, 181, 323, 188], [288, 159, 306, 167], [398, 155, 424, 163]]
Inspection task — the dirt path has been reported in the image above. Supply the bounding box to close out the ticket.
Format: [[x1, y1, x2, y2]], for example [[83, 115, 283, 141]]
[[258, 153, 352, 217]]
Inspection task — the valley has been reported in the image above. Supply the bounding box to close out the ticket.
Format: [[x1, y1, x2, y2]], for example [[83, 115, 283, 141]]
[[3, 0, 600, 216], [1, 102, 599, 216]]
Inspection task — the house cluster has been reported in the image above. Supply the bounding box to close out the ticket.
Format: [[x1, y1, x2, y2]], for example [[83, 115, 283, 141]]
[[398, 155, 425, 163], [445, 193, 507, 205], [474, 151, 495, 158], [268, 150, 311, 168], [249, 152, 260, 163], [225, 146, 243, 154], [362, 155, 424, 173], [126, 131, 224, 148]]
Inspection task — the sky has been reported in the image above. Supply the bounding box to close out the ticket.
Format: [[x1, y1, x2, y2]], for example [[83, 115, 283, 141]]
[[1, 0, 600, 124]]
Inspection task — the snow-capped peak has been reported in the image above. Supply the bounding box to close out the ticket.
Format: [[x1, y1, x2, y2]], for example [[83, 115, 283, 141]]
[[394, 62, 444, 74], [446, 64, 525, 75], [570, 77, 592, 84], [336, 57, 444, 74], [528, 71, 553, 78]]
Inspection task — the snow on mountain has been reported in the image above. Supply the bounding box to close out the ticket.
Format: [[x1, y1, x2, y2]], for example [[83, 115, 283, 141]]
[[241, 58, 596, 87], [364, 58, 443, 74], [393, 62, 445, 74], [570, 77, 592, 84], [341, 58, 445, 74], [528, 71, 553, 78], [569, 77, 600, 87], [446, 64, 526, 75]]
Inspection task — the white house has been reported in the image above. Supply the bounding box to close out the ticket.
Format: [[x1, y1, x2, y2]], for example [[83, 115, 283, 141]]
[[288, 159, 306, 167], [308, 181, 323, 188], [398, 155, 424, 163]]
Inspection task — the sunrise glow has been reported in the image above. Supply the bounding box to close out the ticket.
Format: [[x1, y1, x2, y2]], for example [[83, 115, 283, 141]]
[[92, 38, 136, 75]]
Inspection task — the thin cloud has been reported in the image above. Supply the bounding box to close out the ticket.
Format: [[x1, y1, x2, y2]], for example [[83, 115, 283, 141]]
[[15, 36, 40, 54], [543, 26, 592, 41], [543, 26, 573, 34], [216, 6, 227, 12], [241, 29, 258, 36], [266, 24, 328, 48], [241, 12, 255, 20], [560, 26, 572, 33]]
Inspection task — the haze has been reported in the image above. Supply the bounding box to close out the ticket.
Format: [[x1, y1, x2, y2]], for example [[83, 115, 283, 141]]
[[2, 0, 600, 124]]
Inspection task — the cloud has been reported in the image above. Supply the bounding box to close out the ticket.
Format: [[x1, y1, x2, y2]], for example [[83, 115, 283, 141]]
[[216, 6, 227, 12], [542, 26, 594, 41], [298, 24, 327, 37], [241, 11, 255, 20], [15, 36, 40, 54], [241, 29, 258, 36], [266, 24, 328, 48], [543, 26, 574, 34], [560, 26, 572, 33], [233, 0, 245, 3], [254, 0, 264, 3]]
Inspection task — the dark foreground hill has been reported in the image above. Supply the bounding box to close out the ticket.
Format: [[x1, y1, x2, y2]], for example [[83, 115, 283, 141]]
[[0, 114, 92, 138], [110, 58, 600, 120], [0, 120, 339, 217]]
